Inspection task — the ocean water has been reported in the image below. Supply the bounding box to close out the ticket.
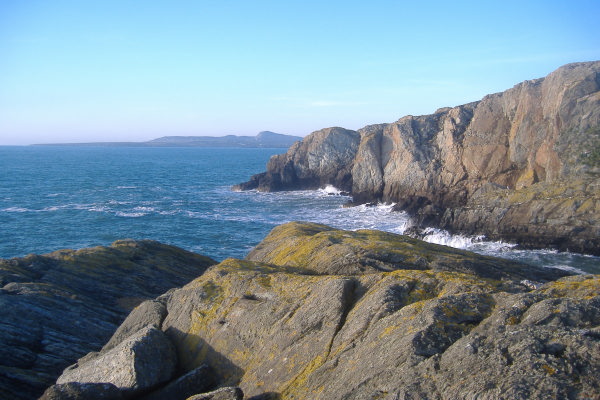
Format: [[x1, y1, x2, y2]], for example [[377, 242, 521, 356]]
[[1, 146, 598, 274]]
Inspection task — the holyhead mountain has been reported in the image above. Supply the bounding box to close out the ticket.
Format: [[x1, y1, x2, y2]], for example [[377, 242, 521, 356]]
[[235, 61, 600, 255]]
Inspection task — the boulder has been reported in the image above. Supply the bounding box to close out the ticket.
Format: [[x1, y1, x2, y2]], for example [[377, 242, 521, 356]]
[[57, 326, 176, 396], [102, 300, 168, 352]]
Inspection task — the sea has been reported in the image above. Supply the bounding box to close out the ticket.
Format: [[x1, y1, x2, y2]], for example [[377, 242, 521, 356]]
[[1, 146, 598, 275]]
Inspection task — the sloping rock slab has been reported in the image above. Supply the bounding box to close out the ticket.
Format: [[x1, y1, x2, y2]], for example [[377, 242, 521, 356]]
[[247, 222, 572, 283], [157, 223, 598, 399], [57, 326, 176, 396]]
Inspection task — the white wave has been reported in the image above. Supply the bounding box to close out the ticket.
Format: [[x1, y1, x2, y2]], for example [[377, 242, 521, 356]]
[[421, 227, 516, 252], [115, 211, 146, 217], [328, 203, 411, 234], [159, 210, 179, 215], [318, 185, 346, 196], [2, 207, 30, 212], [232, 189, 597, 274], [88, 206, 109, 212], [107, 200, 131, 206], [133, 206, 155, 212], [72, 203, 95, 210], [542, 264, 587, 274], [116, 186, 137, 189]]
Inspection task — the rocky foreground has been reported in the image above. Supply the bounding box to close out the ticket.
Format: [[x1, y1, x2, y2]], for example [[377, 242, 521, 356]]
[[0, 240, 216, 400], [235, 61, 600, 255], [16, 222, 598, 399]]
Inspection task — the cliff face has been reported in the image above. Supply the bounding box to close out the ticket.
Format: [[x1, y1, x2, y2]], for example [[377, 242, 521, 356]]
[[235, 127, 360, 192], [0, 240, 215, 400], [49, 223, 599, 400], [235, 61, 600, 254]]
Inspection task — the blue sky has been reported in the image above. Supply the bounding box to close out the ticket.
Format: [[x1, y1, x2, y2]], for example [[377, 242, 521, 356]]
[[1, 0, 599, 145]]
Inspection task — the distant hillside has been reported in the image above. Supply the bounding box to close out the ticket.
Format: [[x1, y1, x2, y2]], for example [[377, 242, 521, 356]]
[[146, 131, 301, 148], [33, 131, 302, 148]]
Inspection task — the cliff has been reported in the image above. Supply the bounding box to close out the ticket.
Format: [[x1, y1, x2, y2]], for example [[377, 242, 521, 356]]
[[44, 223, 599, 400], [0, 240, 216, 400], [234, 61, 600, 254]]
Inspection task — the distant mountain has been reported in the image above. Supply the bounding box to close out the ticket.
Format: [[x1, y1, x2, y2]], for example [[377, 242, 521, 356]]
[[146, 131, 302, 148], [33, 131, 302, 148]]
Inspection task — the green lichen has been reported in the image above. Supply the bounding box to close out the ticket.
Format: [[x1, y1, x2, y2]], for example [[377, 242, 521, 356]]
[[538, 275, 600, 299]]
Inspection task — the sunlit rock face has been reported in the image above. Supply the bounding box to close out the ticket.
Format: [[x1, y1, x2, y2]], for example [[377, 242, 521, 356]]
[[152, 223, 598, 400], [236, 61, 600, 254]]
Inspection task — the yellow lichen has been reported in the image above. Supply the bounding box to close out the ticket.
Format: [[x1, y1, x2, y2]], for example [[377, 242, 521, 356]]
[[541, 364, 557, 375]]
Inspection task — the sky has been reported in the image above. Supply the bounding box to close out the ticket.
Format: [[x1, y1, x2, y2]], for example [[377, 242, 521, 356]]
[[1, 1, 599, 145]]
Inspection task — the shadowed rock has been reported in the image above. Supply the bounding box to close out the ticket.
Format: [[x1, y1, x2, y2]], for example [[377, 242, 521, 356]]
[[0, 240, 216, 400], [39, 382, 123, 400], [140, 364, 216, 400]]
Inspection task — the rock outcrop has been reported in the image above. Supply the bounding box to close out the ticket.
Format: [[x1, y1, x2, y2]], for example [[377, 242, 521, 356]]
[[51, 222, 600, 399], [0, 240, 216, 400], [234, 127, 360, 192], [235, 61, 600, 254]]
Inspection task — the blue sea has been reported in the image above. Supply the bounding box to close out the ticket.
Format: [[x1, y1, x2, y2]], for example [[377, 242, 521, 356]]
[[1, 146, 599, 274]]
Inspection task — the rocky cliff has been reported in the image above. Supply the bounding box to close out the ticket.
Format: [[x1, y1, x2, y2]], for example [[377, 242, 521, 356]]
[[235, 61, 600, 255], [45, 222, 600, 400], [0, 240, 216, 400]]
